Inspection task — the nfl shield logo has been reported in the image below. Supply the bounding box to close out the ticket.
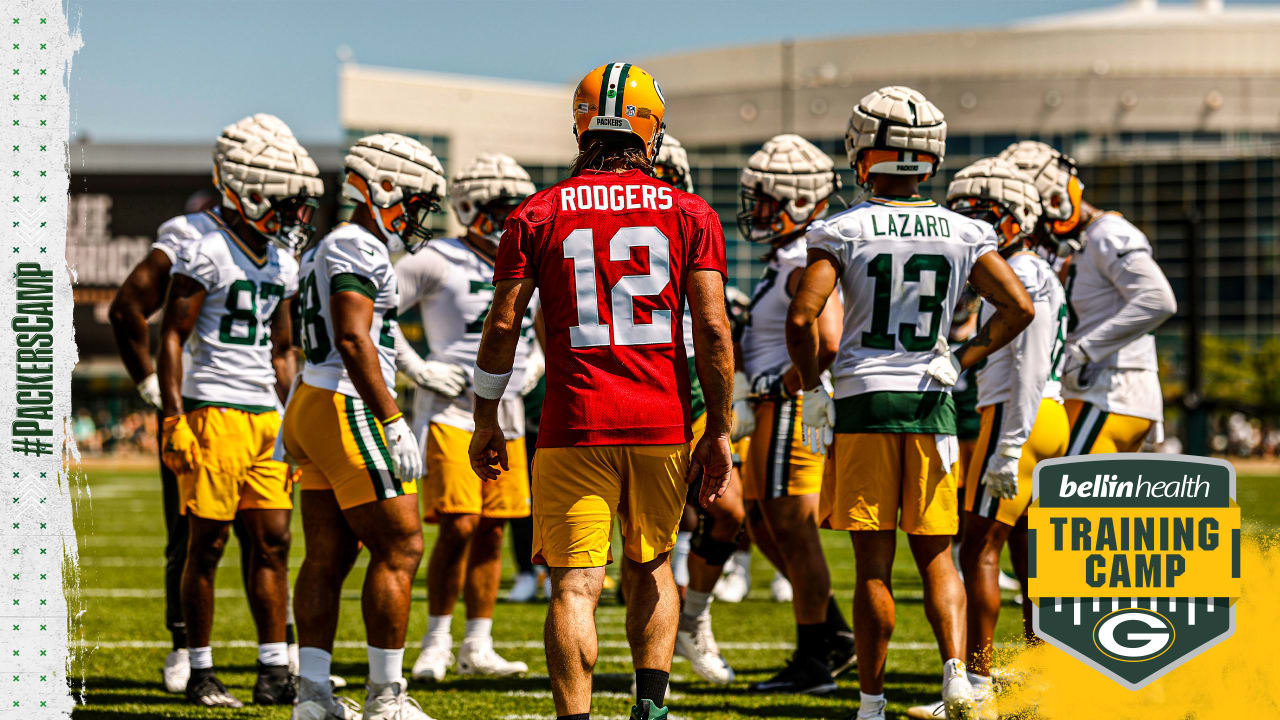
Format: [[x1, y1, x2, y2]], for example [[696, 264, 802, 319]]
[[625, 105, 636, 117]]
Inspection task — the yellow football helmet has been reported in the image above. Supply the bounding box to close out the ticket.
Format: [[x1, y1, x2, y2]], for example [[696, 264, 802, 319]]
[[572, 62, 666, 159]]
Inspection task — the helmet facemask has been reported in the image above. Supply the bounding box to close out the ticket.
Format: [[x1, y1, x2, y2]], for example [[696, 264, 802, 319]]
[[267, 194, 320, 253], [737, 185, 826, 245], [465, 195, 524, 248], [949, 197, 1028, 256]]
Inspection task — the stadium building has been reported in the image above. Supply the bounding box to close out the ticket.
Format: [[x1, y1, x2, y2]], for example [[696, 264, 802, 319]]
[[71, 0, 1280, 439], [339, 0, 1280, 348]]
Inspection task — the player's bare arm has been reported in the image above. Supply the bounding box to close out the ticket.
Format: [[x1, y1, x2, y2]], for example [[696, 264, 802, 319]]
[[470, 276, 537, 481], [955, 251, 1035, 370], [688, 269, 734, 507], [785, 249, 841, 391], [331, 290, 400, 423], [269, 296, 297, 405], [155, 274, 206, 476], [108, 248, 173, 388]]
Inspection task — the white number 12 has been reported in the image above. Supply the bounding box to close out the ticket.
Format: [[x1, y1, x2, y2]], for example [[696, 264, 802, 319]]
[[563, 226, 672, 348]]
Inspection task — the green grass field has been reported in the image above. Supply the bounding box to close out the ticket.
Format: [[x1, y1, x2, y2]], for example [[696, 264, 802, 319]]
[[69, 465, 1278, 720]]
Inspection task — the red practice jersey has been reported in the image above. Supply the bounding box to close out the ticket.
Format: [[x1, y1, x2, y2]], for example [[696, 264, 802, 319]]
[[494, 168, 727, 447]]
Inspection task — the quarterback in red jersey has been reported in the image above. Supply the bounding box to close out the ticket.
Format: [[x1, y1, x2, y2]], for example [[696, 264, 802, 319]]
[[470, 63, 735, 720]]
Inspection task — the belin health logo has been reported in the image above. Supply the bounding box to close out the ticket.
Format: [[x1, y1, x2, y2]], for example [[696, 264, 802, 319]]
[[1027, 454, 1241, 689]]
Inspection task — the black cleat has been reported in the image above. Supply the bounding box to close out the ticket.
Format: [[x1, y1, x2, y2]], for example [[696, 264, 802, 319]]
[[252, 661, 296, 705], [747, 653, 837, 695], [828, 630, 858, 679], [185, 669, 244, 707]]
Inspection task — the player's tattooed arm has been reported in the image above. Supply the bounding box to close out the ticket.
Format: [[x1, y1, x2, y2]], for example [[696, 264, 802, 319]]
[[156, 273, 206, 418], [332, 290, 401, 423], [957, 252, 1035, 370], [688, 269, 734, 507], [785, 249, 840, 392], [109, 249, 173, 384], [471, 277, 537, 482], [269, 297, 297, 405]]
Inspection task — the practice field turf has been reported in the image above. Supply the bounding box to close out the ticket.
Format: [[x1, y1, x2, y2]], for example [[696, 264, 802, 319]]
[[69, 465, 1278, 720]]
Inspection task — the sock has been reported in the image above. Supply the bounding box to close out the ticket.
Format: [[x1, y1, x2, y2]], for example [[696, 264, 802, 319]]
[[944, 657, 966, 683], [464, 617, 493, 640], [298, 647, 332, 690], [285, 623, 296, 645], [796, 622, 826, 662], [258, 641, 288, 667], [731, 549, 751, 575], [188, 645, 212, 671], [367, 646, 405, 685], [557, 715, 590, 720], [171, 624, 187, 651], [824, 595, 853, 635], [680, 589, 713, 631], [857, 691, 886, 718], [427, 614, 452, 644], [634, 667, 669, 708], [672, 531, 692, 587]]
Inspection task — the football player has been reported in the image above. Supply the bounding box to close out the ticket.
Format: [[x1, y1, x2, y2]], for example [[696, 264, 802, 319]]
[[108, 115, 295, 694], [949, 158, 1069, 716], [469, 62, 735, 720], [999, 141, 1176, 455], [736, 134, 855, 695], [786, 86, 1035, 720], [283, 134, 444, 720], [653, 135, 742, 685], [157, 124, 321, 707], [397, 152, 537, 682]]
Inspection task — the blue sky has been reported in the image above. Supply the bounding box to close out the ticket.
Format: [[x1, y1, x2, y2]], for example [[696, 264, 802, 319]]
[[69, 0, 1225, 143]]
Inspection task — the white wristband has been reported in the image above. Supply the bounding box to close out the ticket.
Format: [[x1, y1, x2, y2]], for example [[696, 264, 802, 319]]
[[472, 365, 512, 400]]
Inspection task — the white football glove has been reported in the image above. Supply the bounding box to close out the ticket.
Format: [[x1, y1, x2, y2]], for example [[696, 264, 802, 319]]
[[521, 353, 545, 396], [1060, 343, 1091, 393], [925, 337, 963, 387], [730, 370, 755, 442], [382, 417, 422, 482], [800, 387, 835, 456], [137, 373, 162, 409], [403, 357, 470, 398], [982, 444, 1022, 500]]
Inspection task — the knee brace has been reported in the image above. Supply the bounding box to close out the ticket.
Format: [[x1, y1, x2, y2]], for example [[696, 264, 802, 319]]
[[691, 512, 737, 566]]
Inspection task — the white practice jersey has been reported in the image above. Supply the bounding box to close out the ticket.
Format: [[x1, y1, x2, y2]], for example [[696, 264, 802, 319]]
[[741, 238, 808, 379], [298, 223, 400, 398], [808, 197, 997, 399], [153, 208, 224, 265], [396, 237, 539, 436], [172, 228, 298, 409], [975, 251, 1067, 449], [1062, 213, 1175, 421], [1065, 213, 1174, 373]]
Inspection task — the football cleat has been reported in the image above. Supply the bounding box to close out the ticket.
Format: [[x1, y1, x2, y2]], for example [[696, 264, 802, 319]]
[[904, 699, 943, 720], [675, 613, 735, 685], [998, 570, 1021, 592], [162, 648, 189, 694], [363, 678, 435, 720], [629, 699, 669, 720], [505, 570, 539, 603], [747, 654, 836, 695], [456, 637, 528, 677], [770, 571, 794, 603], [713, 558, 750, 603], [253, 661, 296, 705], [410, 639, 453, 682], [294, 677, 362, 720], [289, 643, 300, 675], [185, 670, 244, 708], [828, 630, 858, 678], [942, 669, 978, 720]]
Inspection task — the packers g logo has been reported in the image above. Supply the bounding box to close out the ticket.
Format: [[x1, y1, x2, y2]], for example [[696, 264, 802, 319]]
[[1093, 609, 1175, 663]]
